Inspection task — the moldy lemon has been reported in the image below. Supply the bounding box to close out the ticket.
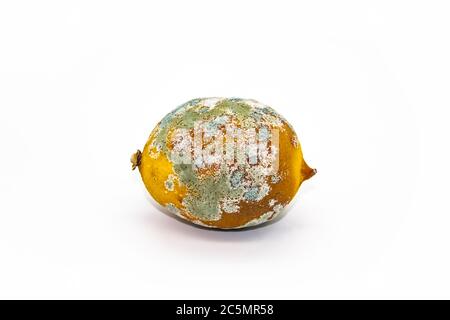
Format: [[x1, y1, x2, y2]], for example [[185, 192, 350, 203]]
[[131, 97, 315, 229]]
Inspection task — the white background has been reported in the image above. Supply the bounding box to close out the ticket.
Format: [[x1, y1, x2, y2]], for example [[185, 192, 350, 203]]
[[0, 1, 449, 299]]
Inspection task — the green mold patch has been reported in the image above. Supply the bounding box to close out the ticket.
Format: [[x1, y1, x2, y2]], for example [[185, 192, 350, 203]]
[[175, 163, 231, 221]]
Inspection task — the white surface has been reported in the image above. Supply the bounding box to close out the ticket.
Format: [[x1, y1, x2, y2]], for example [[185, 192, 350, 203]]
[[0, 1, 449, 299]]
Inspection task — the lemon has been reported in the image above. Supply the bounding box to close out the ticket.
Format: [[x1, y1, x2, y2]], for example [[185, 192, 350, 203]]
[[132, 97, 315, 229]]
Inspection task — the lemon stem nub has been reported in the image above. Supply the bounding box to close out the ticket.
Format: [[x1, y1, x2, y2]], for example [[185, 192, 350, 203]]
[[302, 163, 317, 181], [131, 150, 142, 170]]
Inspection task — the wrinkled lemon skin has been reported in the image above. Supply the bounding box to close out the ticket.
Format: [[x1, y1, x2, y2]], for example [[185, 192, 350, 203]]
[[135, 98, 315, 229]]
